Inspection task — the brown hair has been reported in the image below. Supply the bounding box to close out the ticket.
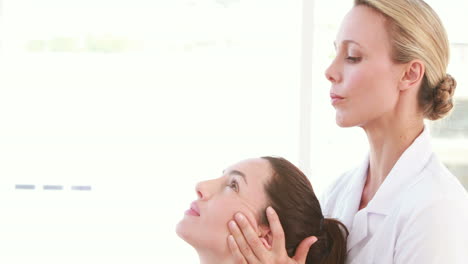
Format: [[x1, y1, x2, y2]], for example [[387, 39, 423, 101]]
[[261, 156, 348, 264], [354, 0, 456, 120]]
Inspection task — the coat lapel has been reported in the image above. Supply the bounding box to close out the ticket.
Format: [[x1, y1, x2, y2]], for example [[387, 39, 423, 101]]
[[347, 208, 369, 251]]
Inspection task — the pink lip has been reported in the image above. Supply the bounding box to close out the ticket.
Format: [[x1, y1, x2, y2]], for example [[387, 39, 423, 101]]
[[185, 201, 200, 216], [330, 92, 345, 105]]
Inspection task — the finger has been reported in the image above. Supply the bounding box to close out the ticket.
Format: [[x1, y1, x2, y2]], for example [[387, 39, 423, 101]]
[[259, 238, 272, 250], [228, 235, 248, 264], [228, 220, 259, 263], [292, 236, 318, 264], [234, 212, 268, 261], [266, 206, 286, 252]]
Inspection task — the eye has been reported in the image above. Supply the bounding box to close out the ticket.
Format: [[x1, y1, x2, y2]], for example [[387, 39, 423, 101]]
[[228, 179, 239, 193], [346, 56, 361, 63]]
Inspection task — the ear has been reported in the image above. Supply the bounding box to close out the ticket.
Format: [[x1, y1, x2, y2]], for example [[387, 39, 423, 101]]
[[399, 59, 425, 91], [258, 225, 273, 250]]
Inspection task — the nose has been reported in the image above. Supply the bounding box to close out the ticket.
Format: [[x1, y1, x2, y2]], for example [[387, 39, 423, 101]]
[[195, 180, 213, 200], [325, 58, 341, 84]]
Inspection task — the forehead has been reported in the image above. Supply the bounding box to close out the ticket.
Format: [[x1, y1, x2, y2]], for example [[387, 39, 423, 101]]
[[225, 158, 272, 184], [337, 5, 391, 50]]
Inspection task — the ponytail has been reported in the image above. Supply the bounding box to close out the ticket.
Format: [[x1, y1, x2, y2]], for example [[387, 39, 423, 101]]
[[317, 218, 348, 264], [259, 157, 349, 264], [305, 218, 348, 264]]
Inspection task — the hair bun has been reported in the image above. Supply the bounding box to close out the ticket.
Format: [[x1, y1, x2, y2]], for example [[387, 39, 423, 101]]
[[429, 74, 457, 120], [437, 74, 456, 96]]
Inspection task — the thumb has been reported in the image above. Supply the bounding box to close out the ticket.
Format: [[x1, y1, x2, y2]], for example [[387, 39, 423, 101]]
[[292, 236, 318, 264]]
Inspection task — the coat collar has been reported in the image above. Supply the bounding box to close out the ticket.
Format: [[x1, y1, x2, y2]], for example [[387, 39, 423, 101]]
[[346, 126, 434, 252]]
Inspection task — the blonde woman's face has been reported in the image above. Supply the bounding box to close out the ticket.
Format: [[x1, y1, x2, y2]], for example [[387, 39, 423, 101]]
[[176, 158, 271, 260], [325, 5, 405, 128]]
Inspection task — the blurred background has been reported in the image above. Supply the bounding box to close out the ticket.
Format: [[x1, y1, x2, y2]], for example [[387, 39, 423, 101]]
[[0, 0, 466, 263]]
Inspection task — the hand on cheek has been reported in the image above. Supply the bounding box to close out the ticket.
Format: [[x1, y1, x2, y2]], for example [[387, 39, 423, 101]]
[[228, 207, 318, 264]]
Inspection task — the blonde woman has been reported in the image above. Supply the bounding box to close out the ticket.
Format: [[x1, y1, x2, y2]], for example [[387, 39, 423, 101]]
[[227, 0, 468, 263]]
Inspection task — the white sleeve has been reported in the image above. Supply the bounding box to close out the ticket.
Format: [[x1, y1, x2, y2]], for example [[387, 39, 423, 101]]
[[394, 198, 468, 264]]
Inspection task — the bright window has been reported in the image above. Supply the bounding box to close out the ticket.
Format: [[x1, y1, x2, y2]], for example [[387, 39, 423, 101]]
[[0, 0, 303, 263]]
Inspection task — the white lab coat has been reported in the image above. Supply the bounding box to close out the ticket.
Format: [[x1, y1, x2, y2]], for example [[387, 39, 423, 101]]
[[320, 127, 468, 264]]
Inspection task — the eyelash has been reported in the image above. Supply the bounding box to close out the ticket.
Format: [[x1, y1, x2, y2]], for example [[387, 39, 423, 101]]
[[228, 179, 239, 192], [346, 56, 361, 63]]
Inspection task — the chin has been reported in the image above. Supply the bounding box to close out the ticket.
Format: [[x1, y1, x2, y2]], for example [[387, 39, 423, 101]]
[[335, 109, 367, 128], [335, 115, 354, 128], [176, 219, 226, 255], [175, 219, 193, 244], [175, 220, 185, 238]]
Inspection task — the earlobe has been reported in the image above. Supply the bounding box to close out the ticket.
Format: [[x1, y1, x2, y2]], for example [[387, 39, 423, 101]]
[[400, 60, 425, 91], [258, 226, 273, 250]]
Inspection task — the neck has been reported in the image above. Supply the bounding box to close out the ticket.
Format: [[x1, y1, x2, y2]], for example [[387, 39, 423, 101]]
[[360, 113, 424, 208]]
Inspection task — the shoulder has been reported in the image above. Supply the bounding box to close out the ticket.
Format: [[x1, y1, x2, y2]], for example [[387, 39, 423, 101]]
[[395, 153, 468, 234], [401, 153, 468, 214], [392, 155, 468, 262]]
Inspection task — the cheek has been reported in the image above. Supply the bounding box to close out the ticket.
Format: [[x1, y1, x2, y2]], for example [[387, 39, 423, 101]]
[[206, 197, 239, 229], [175, 195, 243, 253], [341, 68, 377, 117], [204, 195, 261, 244], [337, 66, 399, 126], [201, 196, 247, 246], [344, 59, 398, 91], [344, 66, 377, 94]]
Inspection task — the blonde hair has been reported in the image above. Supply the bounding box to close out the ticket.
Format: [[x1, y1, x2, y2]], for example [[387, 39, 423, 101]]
[[354, 0, 456, 120]]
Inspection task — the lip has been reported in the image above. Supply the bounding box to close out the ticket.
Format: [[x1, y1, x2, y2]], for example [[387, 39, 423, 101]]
[[330, 92, 345, 105], [185, 201, 200, 217]]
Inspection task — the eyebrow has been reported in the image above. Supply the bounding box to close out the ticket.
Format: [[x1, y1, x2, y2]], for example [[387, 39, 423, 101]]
[[333, 39, 362, 49], [224, 170, 248, 185]]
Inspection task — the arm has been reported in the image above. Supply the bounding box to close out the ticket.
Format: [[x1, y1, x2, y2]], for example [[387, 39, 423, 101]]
[[228, 206, 317, 264]]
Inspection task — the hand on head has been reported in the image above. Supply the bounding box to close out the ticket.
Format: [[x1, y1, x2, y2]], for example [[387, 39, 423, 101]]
[[228, 206, 318, 264]]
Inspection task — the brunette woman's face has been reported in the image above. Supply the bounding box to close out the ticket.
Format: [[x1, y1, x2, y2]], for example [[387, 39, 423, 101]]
[[325, 5, 405, 127], [176, 158, 272, 258]]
